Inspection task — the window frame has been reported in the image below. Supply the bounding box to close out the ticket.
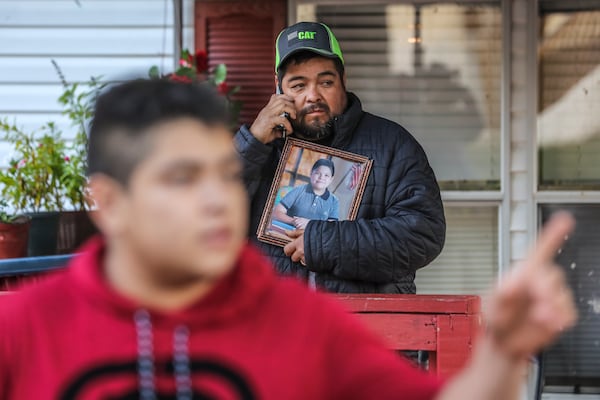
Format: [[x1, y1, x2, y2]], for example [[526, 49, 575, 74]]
[[533, 1, 600, 199], [533, 3, 600, 387], [532, 0, 600, 245]]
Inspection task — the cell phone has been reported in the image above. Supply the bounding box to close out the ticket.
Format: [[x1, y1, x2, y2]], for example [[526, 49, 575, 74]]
[[275, 84, 288, 138]]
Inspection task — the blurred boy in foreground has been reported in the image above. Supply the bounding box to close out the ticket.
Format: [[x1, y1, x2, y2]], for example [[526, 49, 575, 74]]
[[0, 79, 576, 399]]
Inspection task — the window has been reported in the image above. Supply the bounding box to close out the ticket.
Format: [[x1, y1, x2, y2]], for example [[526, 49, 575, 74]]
[[537, 1, 600, 390], [538, 9, 600, 190]]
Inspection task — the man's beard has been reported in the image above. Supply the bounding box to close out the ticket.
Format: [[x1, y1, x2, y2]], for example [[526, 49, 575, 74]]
[[291, 103, 334, 141]]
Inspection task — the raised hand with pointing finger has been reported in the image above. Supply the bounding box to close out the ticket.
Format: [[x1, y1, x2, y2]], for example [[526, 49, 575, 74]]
[[437, 212, 578, 400], [486, 211, 577, 359]]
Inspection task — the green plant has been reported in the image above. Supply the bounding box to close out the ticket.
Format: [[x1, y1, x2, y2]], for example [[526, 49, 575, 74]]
[[0, 120, 70, 213], [0, 199, 18, 223], [0, 64, 103, 214], [53, 60, 105, 210], [149, 49, 242, 129]]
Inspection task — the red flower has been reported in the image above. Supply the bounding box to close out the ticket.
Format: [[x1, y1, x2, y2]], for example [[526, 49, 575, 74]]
[[179, 59, 192, 68], [64, 156, 70, 162], [217, 81, 229, 95], [195, 50, 209, 73], [168, 73, 193, 84]]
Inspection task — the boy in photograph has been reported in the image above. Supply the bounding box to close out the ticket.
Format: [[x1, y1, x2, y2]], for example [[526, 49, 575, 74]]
[[273, 158, 339, 230], [0, 79, 577, 400]]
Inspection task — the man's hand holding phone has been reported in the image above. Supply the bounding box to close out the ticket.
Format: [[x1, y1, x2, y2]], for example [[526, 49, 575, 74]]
[[249, 92, 296, 144]]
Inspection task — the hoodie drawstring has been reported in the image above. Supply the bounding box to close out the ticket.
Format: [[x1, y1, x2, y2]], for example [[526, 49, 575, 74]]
[[173, 325, 192, 399], [135, 310, 156, 400], [134, 310, 192, 399]]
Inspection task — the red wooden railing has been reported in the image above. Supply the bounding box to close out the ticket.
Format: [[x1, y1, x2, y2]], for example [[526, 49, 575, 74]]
[[336, 294, 482, 377], [1, 258, 481, 378]]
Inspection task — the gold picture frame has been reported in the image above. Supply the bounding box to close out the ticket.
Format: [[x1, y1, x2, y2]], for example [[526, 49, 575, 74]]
[[257, 138, 373, 247]]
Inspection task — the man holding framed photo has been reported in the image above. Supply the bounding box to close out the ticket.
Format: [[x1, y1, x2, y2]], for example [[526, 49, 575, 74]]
[[235, 21, 446, 293]]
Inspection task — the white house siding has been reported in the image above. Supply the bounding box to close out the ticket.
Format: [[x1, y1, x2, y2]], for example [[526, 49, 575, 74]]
[[508, 0, 537, 264], [0, 0, 195, 165]]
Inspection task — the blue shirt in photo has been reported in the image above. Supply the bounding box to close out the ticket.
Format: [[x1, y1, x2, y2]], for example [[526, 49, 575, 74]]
[[280, 184, 339, 221]]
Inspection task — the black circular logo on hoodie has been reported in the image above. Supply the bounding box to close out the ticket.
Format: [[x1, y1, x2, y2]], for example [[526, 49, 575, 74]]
[[61, 358, 256, 399]]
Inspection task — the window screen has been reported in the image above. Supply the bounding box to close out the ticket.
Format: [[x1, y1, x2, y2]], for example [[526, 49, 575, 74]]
[[538, 8, 600, 190], [310, 3, 502, 190], [415, 206, 498, 294], [540, 204, 600, 387]]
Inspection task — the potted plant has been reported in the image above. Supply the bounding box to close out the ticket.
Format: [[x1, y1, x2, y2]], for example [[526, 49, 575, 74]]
[[0, 119, 74, 256], [0, 51, 241, 258], [53, 63, 103, 253], [149, 49, 242, 130], [0, 199, 30, 259], [0, 63, 103, 257]]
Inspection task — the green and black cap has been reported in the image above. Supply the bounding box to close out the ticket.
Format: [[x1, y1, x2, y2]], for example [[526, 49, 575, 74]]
[[275, 22, 344, 72]]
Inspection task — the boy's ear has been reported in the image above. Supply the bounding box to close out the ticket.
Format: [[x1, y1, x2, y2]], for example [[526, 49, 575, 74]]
[[86, 174, 128, 236]]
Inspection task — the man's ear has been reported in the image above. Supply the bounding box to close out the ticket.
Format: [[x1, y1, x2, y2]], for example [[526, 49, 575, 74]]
[[86, 174, 128, 237]]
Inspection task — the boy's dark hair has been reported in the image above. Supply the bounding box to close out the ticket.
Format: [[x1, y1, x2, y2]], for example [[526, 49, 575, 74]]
[[311, 158, 335, 176], [277, 50, 345, 89], [88, 79, 229, 186]]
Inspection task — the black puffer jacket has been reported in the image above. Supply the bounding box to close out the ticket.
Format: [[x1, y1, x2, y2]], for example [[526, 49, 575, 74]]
[[234, 93, 445, 294]]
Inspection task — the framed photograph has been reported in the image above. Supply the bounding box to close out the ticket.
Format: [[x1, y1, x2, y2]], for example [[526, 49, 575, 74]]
[[257, 138, 373, 247]]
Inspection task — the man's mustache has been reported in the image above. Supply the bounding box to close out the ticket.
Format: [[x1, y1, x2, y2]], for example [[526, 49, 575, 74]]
[[298, 103, 330, 118]]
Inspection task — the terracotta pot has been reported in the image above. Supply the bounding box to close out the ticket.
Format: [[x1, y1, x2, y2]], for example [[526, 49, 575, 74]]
[[0, 216, 31, 259]]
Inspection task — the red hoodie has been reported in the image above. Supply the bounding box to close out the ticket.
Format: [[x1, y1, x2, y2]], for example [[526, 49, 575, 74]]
[[0, 237, 443, 399]]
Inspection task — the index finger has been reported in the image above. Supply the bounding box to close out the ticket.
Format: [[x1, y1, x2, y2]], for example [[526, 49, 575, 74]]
[[284, 229, 303, 239], [525, 211, 575, 272], [280, 102, 297, 120], [272, 94, 296, 116], [272, 94, 293, 106]]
